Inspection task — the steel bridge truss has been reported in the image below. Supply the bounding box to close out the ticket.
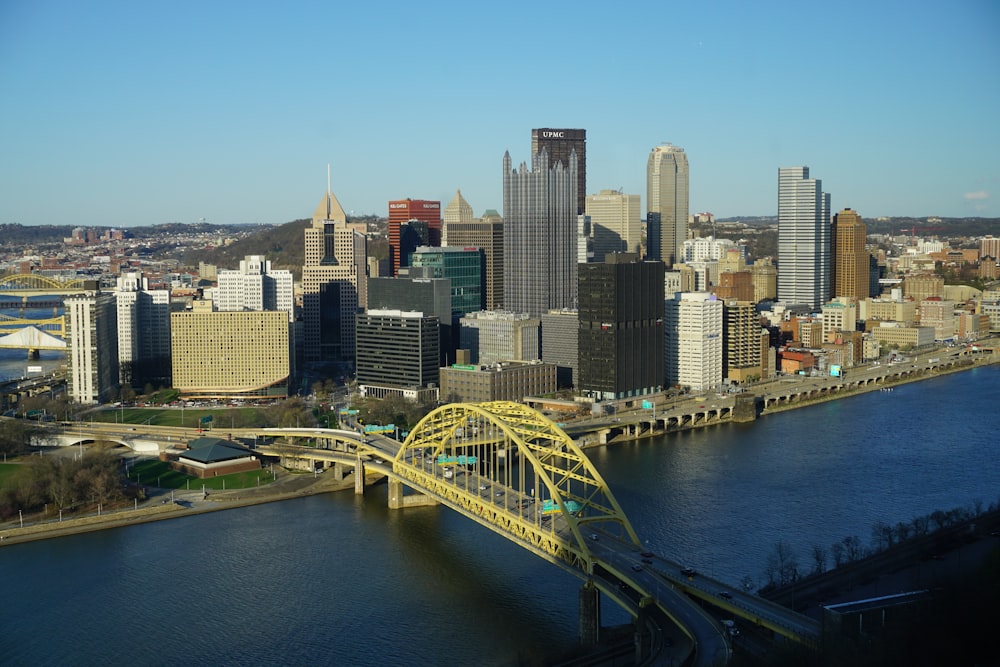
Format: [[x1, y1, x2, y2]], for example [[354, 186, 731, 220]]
[[0, 273, 90, 292], [393, 401, 641, 573]]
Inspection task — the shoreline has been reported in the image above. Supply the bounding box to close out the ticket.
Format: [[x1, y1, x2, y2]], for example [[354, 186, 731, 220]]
[[2, 350, 996, 547], [0, 469, 371, 548], [580, 351, 998, 447]]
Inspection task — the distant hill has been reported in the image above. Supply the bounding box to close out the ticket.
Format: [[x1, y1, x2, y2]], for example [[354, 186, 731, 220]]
[[178, 219, 309, 278], [0, 224, 76, 246]]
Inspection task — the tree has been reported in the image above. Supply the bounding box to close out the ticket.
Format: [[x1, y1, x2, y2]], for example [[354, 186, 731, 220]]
[[842, 535, 864, 562], [811, 544, 827, 575], [894, 521, 912, 544], [830, 541, 845, 568], [871, 520, 895, 551], [765, 540, 800, 587], [0, 419, 38, 456]]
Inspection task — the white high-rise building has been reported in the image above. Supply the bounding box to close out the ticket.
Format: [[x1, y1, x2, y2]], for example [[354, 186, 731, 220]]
[[682, 236, 739, 263], [647, 144, 689, 266], [114, 272, 170, 388], [215, 255, 294, 321], [585, 189, 642, 259], [66, 292, 119, 404], [777, 166, 830, 310], [664, 292, 723, 391]]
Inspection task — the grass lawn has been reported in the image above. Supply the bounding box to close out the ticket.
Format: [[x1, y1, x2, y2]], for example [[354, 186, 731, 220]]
[[0, 462, 23, 487], [128, 459, 276, 491], [91, 407, 268, 429]]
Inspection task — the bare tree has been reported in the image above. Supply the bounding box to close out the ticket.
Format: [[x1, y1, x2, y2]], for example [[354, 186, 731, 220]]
[[871, 520, 895, 551], [811, 544, 827, 575], [765, 540, 800, 586], [842, 535, 864, 562], [830, 541, 845, 568], [894, 521, 912, 544]]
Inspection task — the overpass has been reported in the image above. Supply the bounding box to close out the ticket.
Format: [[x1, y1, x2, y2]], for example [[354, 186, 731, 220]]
[[43, 403, 821, 663]]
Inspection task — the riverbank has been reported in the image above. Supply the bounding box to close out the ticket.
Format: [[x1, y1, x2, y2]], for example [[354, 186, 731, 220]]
[[757, 351, 997, 417], [0, 468, 378, 547], [578, 349, 998, 447]]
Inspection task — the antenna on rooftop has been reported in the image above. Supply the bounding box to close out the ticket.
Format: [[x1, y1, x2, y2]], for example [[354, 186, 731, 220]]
[[327, 163, 331, 197]]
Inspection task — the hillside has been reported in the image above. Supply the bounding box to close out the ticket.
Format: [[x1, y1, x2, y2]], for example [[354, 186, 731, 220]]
[[178, 219, 309, 277]]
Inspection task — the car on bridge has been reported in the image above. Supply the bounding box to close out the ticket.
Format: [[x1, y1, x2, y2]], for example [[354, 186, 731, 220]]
[[681, 567, 697, 577]]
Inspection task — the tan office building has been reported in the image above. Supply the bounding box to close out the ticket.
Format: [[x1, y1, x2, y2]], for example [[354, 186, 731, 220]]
[[439, 360, 557, 404], [171, 302, 291, 399], [586, 189, 642, 258], [302, 187, 368, 362], [831, 208, 870, 301]]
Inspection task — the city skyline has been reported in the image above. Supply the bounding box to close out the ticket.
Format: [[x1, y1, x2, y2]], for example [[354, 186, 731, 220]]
[[1, 1, 998, 227]]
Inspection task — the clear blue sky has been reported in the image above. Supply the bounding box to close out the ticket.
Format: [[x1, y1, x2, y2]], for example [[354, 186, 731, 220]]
[[2, 0, 998, 227]]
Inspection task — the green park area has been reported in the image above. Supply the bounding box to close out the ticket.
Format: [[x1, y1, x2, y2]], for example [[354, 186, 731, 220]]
[[91, 406, 270, 429], [128, 459, 277, 491], [0, 463, 20, 487]]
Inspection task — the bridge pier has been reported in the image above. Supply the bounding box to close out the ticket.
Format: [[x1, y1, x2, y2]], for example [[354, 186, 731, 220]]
[[633, 600, 650, 663], [330, 462, 345, 481], [354, 455, 365, 495], [387, 478, 403, 509], [578, 579, 601, 646], [732, 394, 757, 422]]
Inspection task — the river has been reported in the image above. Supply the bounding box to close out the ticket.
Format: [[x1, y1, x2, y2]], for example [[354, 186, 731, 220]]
[[1, 365, 997, 666]]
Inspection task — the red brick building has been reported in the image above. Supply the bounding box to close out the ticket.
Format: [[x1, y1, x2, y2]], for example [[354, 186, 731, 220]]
[[388, 199, 441, 275]]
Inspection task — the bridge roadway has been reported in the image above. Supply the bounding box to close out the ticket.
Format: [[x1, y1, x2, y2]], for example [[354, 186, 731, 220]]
[[559, 343, 996, 444], [43, 414, 821, 664]]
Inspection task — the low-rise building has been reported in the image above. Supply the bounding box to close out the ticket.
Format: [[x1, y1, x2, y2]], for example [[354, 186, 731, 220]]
[[439, 360, 557, 404], [868, 322, 936, 350]]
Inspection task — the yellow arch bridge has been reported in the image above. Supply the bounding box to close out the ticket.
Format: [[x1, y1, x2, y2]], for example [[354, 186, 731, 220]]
[[248, 401, 819, 661], [0, 273, 91, 298], [55, 402, 821, 663]]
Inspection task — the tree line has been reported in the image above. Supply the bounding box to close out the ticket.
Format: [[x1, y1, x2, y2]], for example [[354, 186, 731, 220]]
[[760, 498, 997, 589], [0, 449, 125, 519]]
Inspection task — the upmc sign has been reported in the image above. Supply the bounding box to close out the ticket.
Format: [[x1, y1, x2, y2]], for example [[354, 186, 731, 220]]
[[535, 128, 585, 141]]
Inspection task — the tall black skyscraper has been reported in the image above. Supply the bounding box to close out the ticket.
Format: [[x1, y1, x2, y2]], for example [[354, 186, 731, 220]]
[[532, 128, 586, 215], [578, 253, 664, 400]]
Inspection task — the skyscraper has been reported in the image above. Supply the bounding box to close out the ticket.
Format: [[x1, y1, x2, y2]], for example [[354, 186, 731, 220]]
[[66, 292, 119, 404], [777, 166, 830, 310], [831, 208, 869, 302], [355, 309, 440, 400], [664, 292, 723, 391], [646, 144, 689, 267], [503, 149, 578, 317], [442, 189, 474, 247], [577, 254, 664, 400], [531, 128, 586, 215], [388, 198, 441, 275], [114, 271, 170, 389], [215, 255, 294, 321], [302, 181, 368, 362], [445, 206, 504, 310], [585, 189, 642, 260]]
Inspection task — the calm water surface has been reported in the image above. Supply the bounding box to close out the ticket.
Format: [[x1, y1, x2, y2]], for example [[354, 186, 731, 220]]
[[1, 365, 997, 666]]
